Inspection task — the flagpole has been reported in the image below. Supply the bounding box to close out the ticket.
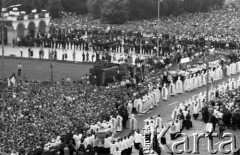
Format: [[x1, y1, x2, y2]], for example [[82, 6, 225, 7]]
[[50, 49, 53, 82], [157, 0, 160, 56]]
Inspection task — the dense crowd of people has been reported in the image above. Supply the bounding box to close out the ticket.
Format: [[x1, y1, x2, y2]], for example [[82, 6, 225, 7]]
[[14, 1, 240, 58], [1, 1, 240, 155]]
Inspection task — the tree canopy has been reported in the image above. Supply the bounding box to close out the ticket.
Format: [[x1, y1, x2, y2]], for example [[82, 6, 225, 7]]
[[0, 0, 225, 24]]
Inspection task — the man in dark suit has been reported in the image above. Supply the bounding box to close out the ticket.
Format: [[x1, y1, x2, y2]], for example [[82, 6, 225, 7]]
[[82, 52, 85, 62]]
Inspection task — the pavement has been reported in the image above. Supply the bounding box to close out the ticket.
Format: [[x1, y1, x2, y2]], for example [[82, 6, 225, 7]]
[[119, 73, 240, 154], [1, 45, 149, 63]]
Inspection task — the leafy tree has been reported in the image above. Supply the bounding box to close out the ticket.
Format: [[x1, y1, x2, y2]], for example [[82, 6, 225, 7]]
[[87, 0, 106, 19], [101, 0, 129, 24], [128, 0, 157, 20], [61, 0, 88, 14], [49, 0, 63, 18]]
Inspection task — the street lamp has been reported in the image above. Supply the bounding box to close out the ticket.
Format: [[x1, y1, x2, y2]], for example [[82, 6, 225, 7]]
[[50, 50, 53, 82], [157, 0, 161, 56]]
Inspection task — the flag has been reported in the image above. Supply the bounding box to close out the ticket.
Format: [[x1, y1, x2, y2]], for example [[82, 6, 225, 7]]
[[9, 73, 16, 86], [7, 78, 10, 86]]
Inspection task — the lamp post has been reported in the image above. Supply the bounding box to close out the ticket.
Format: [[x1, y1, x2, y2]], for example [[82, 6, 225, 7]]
[[205, 41, 211, 105], [50, 50, 53, 82], [157, 0, 161, 56]]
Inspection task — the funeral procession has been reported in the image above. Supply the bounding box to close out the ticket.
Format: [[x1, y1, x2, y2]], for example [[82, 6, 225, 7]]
[[0, 0, 240, 155]]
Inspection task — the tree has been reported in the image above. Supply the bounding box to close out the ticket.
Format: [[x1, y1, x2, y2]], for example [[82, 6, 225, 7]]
[[101, 0, 129, 24], [61, 0, 88, 14], [87, 0, 106, 19], [49, 0, 63, 18], [128, 0, 157, 20]]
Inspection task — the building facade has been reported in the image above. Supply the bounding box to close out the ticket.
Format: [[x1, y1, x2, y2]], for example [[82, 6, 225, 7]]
[[0, 8, 51, 45]]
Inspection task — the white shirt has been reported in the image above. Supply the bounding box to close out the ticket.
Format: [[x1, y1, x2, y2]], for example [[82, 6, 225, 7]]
[[134, 133, 143, 143]]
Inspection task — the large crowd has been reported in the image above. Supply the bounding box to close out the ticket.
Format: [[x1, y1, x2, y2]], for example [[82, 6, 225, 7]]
[[1, 1, 240, 155]]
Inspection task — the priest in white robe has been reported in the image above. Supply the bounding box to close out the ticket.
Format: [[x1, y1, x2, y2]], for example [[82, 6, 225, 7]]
[[184, 76, 190, 92], [176, 76, 183, 94], [155, 115, 162, 134], [136, 99, 143, 114], [223, 82, 228, 94], [127, 101, 133, 119], [226, 65, 231, 76], [155, 88, 160, 105], [129, 115, 138, 131], [193, 101, 200, 120], [237, 76, 240, 88], [197, 73, 201, 88], [109, 116, 117, 134], [169, 80, 176, 96], [162, 83, 168, 101], [193, 74, 198, 89], [116, 114, 123, 132], [171, 106, 178, 121], [231, 78, 237, 90], [189, 75, 194, 91], [218, 85, 223, 97], [228, 79, 233, 91], [237, 61, 240, 73]]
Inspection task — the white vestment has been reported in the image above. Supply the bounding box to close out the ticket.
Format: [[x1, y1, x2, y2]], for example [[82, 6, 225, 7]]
[[189, 77, 194, 91], [184, 78, 190, 92], [176, 77, 183, 94], [169, 82, 176, 96], [116, 115, 123, 132], [162, 85, 168, 101]]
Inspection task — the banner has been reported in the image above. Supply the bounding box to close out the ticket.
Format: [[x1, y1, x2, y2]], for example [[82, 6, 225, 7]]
[[180, 57, 190, 64]]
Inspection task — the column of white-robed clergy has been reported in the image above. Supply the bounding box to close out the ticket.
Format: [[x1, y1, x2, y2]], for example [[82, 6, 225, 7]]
[[43, 60, 240, 154]]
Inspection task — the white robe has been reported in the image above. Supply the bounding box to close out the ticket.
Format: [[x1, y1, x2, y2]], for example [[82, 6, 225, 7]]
[[171, 108, 178, 120], [223, 83, 228, 94], [129, 117, 137, 131], [184, 78, 190, 92], [237, 77, 240, 88], [155, 88, 160, 103], [193, 103, 200, 114], [136, 100, 143, 114], [199, 73, 203, 87], [155, 117, 162, 133], [110, 117, 117, 133], [237, 61, 240, 73], [176, 78, 183, 94], [203, 73, 207, 86], [197, 74, 201, 88], [229, 80, 233, 91], [209, 89, 216, 101], [189, 77, 194, 91], [169, 82, 176, 96], [116, 115, 123, 132], [226, 65, 231, 76], [219, 67, 223, 79], [232, 80, 237, 90], [162, 85, 168, 101], [127, 102, 133, 118], [193, 76, 198, 89], [232, 63, 237, 75]]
